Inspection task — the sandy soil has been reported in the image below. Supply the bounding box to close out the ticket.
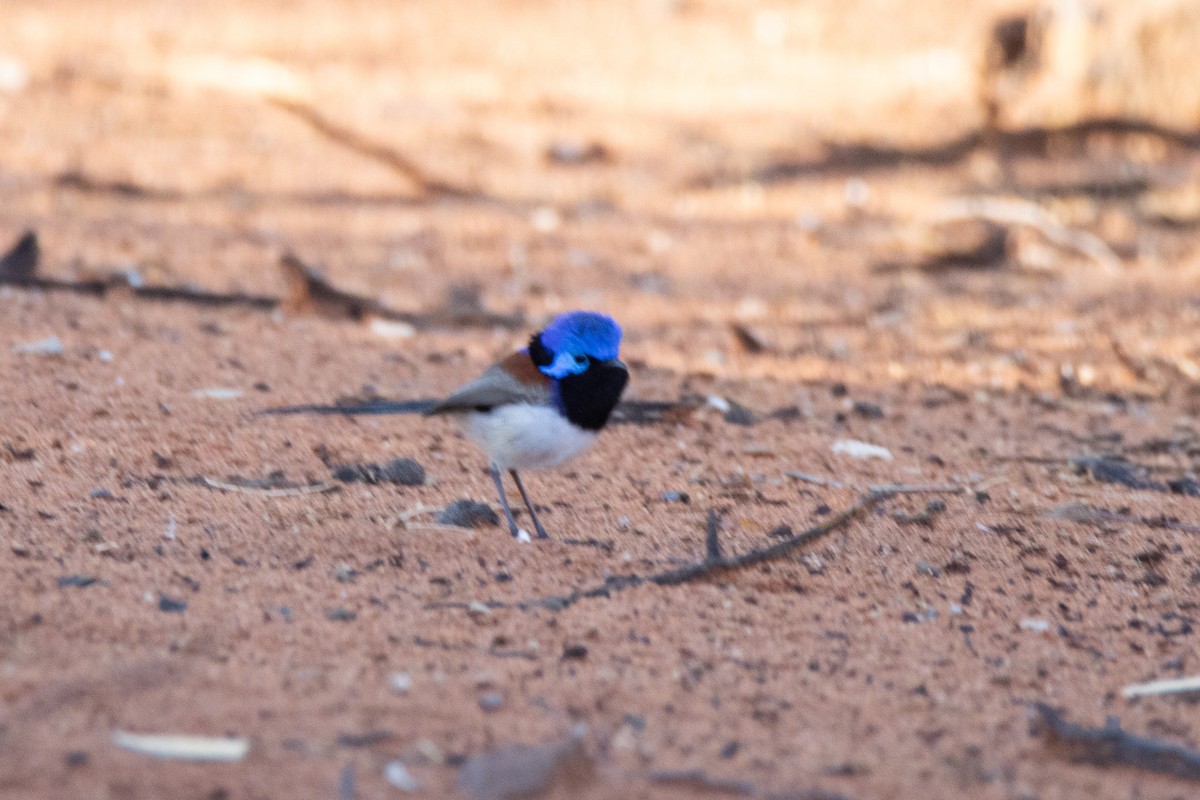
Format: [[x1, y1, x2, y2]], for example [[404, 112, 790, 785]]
[[5, 1, 1200, 798]]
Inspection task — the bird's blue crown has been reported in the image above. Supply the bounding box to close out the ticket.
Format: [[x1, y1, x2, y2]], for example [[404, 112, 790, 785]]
[[535, 310, 622, 379]]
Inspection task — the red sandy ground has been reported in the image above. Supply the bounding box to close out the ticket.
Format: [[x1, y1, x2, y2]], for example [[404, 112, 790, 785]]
[[4, 1, 1200, 798]]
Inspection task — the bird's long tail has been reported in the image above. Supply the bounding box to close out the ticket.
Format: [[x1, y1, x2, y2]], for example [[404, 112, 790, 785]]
[[258, 398, 687, 423], [257, 399, 437, 416]]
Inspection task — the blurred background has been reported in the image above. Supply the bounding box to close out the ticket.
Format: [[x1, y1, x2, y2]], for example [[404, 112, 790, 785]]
[[3, 0, 1200, 390]]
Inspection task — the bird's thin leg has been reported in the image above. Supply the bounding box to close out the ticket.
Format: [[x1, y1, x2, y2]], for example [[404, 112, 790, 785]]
[[489, 465, 521, 537], [510, 469, 549, 539]]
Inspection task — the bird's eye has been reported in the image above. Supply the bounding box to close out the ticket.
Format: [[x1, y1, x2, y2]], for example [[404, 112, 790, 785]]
[[574, 354, 587, 365]]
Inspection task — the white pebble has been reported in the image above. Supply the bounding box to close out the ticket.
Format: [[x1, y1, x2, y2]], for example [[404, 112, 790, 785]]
[[389, 672, 412, 694], [1019, 618, 1050, 633], [191, 387, 244, 400], [12, 336, 64, 356], [384, 760, 420, 792], [830, 439, 893, 461]]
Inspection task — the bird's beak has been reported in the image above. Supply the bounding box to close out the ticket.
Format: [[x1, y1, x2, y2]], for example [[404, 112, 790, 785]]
[[601, 358, 627, 370]]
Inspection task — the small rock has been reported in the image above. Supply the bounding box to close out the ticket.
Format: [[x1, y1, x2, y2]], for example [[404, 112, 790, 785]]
[[384, 760, 421, 792], [1019, 618, 1051, 633], [57, 575, 98, 588], [851, 400, 884, 419], [326, 607, 356, 622], [1169, 477, 1200, 497], [562, 644, 588, 660], [723, 402, 757, 426], [0, 57, 29, 93], [831, 439, 893, 461], [191, 387, 244, 400], [478, 691, 505, 712], [530, 207, 561, 232], [545, 140, 609, 165], [436, 500, 500, 528], [0, 230, 38, 280], [12, 336, 64, 356], [89, 488, 115, 500], [333, 458, 425, 486], [915, 562, 941, 578], [389, 672, 413, 694], [369, 319, 417, 339], [158, 594, 187, 613], [458, 729, 592, 800], [660, 491, 689, 504]]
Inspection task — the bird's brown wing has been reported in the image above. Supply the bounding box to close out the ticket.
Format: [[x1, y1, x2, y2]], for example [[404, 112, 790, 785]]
[[425, 353, 552, 415]]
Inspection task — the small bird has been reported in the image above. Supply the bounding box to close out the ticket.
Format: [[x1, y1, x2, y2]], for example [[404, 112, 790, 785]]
[[426, 310, 629, 539]]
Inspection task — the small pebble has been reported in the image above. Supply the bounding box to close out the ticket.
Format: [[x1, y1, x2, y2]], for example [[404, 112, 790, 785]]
[[326, 607, 356, 622], [723, 403, 757, 426], [661, 491, 689, 504], [852, 400, 884, 419], [191, 387, 244, 400], [12, 336, 64, 356], [90, 488, 115, 500], [384, 760, 420, 792], [57, 575, 98, 588], [390, 672, 413, 694], [478, 691, 505, 712], [158, 594, 187, 613], [436, 500, 500, 528], [562, 644, 588, 660], [831, 439, 893, 461], [333, 458, 425, 486], [1020, 618, 1050, 633]]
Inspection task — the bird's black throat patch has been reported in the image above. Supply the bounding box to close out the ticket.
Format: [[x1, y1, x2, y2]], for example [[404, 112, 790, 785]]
[[528, 333, 553, 369], [557, 360, 629, 431]]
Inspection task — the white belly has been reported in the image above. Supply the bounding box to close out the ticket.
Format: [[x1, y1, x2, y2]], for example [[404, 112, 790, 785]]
[[465, 404, 597, 471]]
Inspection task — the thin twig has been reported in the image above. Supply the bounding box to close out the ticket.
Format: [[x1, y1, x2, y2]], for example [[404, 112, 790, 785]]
[[268, 97, 476, 198], [201, 477, 339, 497], [1030, 702, 1200, 781], [518, 490, 893, 612], [1122, 675, 1200, 699], [705, 509, 723, 560], [866, 483, 963, 495]]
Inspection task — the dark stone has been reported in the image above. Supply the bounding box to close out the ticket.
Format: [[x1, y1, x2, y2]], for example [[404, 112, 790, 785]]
[[333, 458, 425, 486], [158, 594, 187, 613], [436, 499, 500, 528], [57, 575, 98, 588]]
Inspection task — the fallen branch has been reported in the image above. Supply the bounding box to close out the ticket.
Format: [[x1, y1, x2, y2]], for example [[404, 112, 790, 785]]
[[426, 486, 964, 613], [516, 490, 896, 612], [280, 252, 523, 328], [1122, 675, 1200, 700], [268, 97, 477, 199], [1029, 702, 1200, 781], [932, 196, 1123, 275], [0, 230, 276, 307], [0, 232, 521, 328]]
